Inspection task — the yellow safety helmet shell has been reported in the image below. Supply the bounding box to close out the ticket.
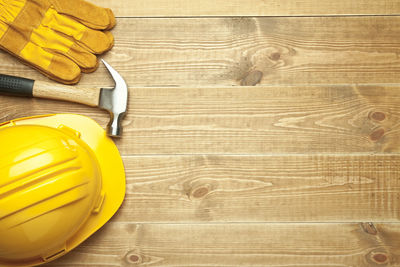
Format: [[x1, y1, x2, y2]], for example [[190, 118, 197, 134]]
[[0, 114, 125, 266]]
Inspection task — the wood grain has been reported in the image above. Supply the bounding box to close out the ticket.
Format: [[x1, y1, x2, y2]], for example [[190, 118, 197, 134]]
[[1, 3, 400, 265], [33, 80, 101, 107], [92, 0, 400, 16], [1, 85, 399, 155], [1, 16, 400, 87], [47, 223, 400, 266], [112, 154, 400, 222]]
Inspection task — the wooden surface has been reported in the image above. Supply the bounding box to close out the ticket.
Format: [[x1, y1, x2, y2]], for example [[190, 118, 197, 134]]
[[2, 17, 400, 87], [1, 0, 400, 266], [2, 85, 400, 155], [94, 0, 400, 16], [48, 223, 400, 266]]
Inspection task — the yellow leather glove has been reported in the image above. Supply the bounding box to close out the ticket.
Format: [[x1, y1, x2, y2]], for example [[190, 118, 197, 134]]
[[0, 0, 115, 84]]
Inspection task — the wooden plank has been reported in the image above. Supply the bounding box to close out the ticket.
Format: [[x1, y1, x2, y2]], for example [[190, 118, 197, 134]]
[[115, 154, 400, 222], [92, 0, 400, 17], [47, 223, 400, 266], [1, 85, 399, 154], [1, 16, 400, 87]]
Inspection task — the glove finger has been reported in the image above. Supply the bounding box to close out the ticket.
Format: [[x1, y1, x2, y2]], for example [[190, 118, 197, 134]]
[[49, 0, 116, 30], [42, 8, 114, 54], [30, 24, 98, 71], [17, 41, 81, 84], [68, 43, 99, 73], [78, 29, 114, 55]]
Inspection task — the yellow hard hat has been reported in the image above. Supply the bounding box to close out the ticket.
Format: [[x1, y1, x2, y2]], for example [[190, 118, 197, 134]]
[[0, 114, 125, 266]]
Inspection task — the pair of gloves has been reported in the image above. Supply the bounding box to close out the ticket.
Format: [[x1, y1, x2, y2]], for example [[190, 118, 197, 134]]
[[0, 0, 115, 84]]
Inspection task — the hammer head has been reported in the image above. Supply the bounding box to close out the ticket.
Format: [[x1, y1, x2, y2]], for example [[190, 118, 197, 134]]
[[98, 60, 128, 137]]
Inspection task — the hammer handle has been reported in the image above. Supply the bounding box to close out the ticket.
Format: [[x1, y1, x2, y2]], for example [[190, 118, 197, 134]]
[[0, 74, 100, 107], [33, 80, 100, 107]]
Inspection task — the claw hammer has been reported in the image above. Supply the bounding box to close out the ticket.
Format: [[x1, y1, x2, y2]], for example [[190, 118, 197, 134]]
[[0, 60, 128, 137]]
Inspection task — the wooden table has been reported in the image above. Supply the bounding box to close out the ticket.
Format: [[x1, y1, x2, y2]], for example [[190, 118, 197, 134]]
[[1, 0, 400, 265]]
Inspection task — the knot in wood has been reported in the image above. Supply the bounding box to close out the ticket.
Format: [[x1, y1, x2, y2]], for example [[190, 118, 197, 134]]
[[192, 186, 210, 198], [367, 249, 390, 265], [269, 52, 281, 61], [125, 251, 142, 264], [373, 253, 388, 264], [240, 70, 263, 86], [360, 222, 377, 235], [369, 128, 385, 142], [370, 111, 386, 122]]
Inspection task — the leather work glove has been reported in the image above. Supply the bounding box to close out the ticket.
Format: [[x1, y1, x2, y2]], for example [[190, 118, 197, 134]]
[[0, 0, 115, 84]]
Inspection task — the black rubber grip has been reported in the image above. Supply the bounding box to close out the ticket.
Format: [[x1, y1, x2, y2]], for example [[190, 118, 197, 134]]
[[0, 74, 34, 96]]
